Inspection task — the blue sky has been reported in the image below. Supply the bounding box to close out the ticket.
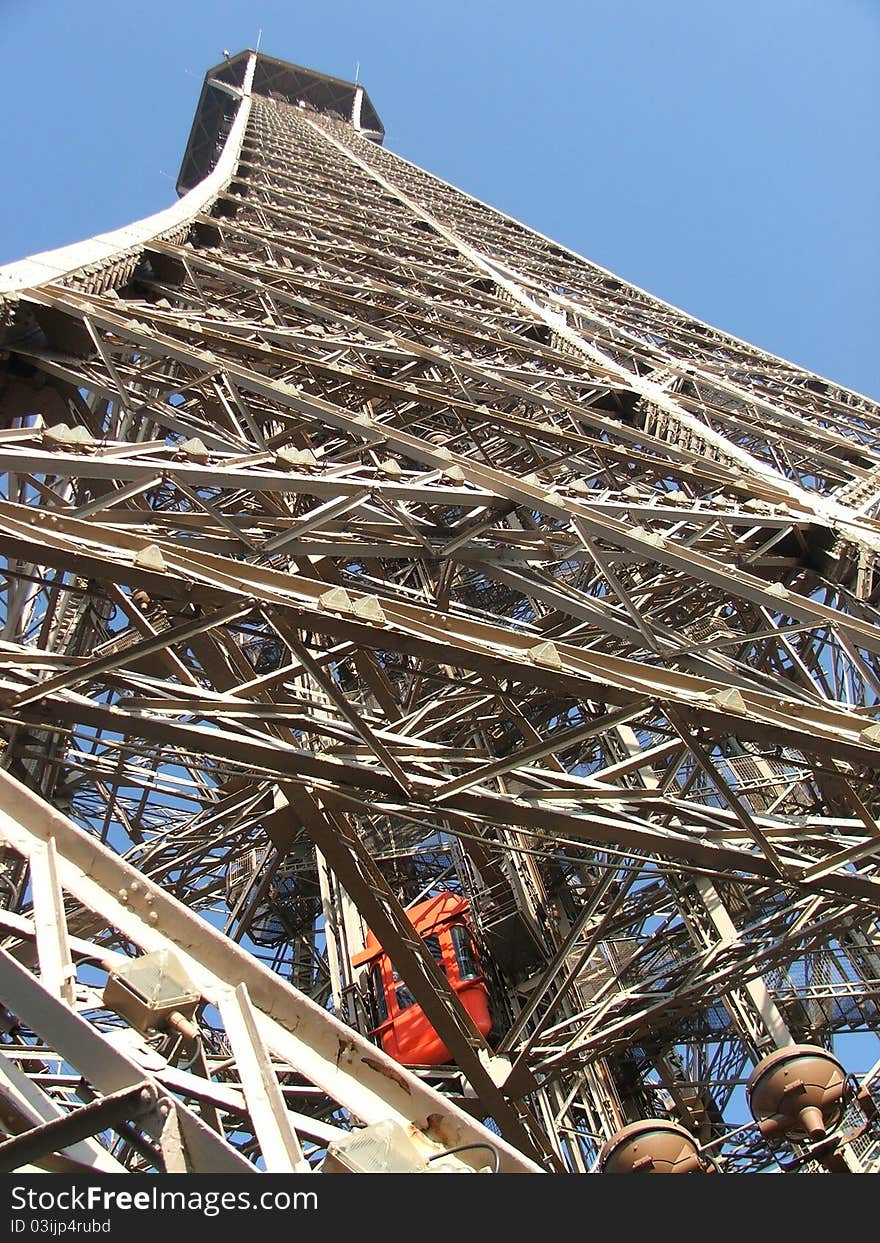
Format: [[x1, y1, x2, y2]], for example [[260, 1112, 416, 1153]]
[[2, 0, 878, 400]]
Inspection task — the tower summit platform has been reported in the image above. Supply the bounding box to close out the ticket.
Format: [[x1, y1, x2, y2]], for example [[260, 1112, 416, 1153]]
[[178, 50, 385, 194]]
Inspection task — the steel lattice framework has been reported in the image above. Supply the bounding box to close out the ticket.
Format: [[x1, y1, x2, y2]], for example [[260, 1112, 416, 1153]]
[[2, 50, 880, 1175]]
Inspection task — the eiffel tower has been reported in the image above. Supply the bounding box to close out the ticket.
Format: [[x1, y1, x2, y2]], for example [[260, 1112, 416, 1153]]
[[1, 49, 880, 1175]]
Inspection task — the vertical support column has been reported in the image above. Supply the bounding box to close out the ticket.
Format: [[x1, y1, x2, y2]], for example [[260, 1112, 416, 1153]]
[[693, 876, 793, 1050], [351, 86, 364, 130], [29, 836, 75, 1006], [219, 982, 311, 1173], [316, 847, 346, 1015]]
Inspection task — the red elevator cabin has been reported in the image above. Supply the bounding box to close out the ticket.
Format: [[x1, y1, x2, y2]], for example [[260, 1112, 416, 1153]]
[[353, 893, 492, 1067]]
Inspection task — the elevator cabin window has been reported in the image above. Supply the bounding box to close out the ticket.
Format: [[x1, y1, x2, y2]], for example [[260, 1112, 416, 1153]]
[[451, 923, 480, 980], [394, 935, 443, 1012], [370, 962, 388, 1023]]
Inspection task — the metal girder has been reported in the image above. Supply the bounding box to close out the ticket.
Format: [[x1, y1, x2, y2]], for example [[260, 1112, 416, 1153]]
[[0, 945, 255, 1173], [0, 1082, 159, 1174]]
